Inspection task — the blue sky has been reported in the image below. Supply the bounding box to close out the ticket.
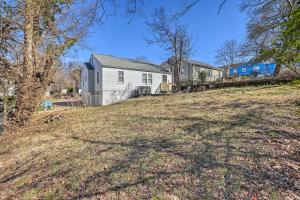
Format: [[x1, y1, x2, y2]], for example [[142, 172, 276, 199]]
[[64, 0, 247, 66]]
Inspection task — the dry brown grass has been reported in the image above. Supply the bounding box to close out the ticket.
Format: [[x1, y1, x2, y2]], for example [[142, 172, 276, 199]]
[[0, 85, 300, 200]]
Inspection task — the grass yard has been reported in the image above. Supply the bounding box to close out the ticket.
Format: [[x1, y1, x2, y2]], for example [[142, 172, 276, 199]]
[[0, 85, 300, 200]]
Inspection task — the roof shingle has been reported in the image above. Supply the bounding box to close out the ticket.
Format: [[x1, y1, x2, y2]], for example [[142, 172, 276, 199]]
[[93, 54, 170, 73]]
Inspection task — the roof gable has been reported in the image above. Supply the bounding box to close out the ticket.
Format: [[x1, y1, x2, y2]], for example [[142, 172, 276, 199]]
[[84, 62, 94, 70]]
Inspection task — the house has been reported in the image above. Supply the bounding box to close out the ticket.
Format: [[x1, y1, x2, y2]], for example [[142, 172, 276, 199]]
[[80, 54, 172, 106], [161, 58, 224, 84], [0, 79, 15, 98], [229, 63, 276, 77]]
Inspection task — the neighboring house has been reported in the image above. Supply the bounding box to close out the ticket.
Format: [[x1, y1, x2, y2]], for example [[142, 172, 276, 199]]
[[81, 54, 172, 106], [229, 63, 276, 77], [0, 79, 15, 98], [161, 58, 224, 84]]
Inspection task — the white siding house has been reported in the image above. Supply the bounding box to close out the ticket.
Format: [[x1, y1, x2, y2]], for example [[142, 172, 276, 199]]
[[161, 58, 224, 84], [81, 54, 172, 106]]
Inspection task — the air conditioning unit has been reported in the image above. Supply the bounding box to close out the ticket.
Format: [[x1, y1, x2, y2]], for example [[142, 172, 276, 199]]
[[136, 86, 151, 96]]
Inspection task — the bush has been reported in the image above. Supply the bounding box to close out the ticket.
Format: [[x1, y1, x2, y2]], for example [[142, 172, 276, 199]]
[[240, 76, 250, 80], [291, 79, 300, 85], [198, 71, 207, 84], [290, 80, 300, 86], [67, 87, 74, 93]]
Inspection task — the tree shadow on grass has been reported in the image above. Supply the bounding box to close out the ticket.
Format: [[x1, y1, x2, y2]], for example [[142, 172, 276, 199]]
[[0, 151, 46, 184], [1, 98, 299, 199], [77, 104, 298, 199]]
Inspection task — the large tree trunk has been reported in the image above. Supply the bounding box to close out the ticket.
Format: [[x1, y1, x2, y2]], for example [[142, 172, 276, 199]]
[[13, 0, 36, 126], [11, 1, 56, 127], [3, 96, 8, 128], [173, 64, 180, 91], [274, 63, 281, 77]]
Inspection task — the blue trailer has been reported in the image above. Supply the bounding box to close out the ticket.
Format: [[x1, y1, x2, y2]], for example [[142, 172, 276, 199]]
[[230, 63, 276, 77]]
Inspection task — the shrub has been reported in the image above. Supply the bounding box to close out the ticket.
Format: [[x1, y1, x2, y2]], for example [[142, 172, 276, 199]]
[[289, 80, 300, 90], [67, 87, 74, 93], [198, 71, 207, 84], [290, 79, 300, 86]]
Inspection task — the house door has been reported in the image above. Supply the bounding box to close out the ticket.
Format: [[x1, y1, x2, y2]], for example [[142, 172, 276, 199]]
[[162, 75, 168, 83]]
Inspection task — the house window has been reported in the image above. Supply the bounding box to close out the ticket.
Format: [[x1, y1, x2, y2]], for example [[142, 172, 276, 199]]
[[148, 74, 152, 84], [142, 73, 147, 84], [181, 68, 185, 75], [118, 71, 124, 83], [208, 70, 212, 77], [253, 66, 260, 72], [242, 68, 246, 72], [97, 72, 99, 83], [162, 75, 167, 83]]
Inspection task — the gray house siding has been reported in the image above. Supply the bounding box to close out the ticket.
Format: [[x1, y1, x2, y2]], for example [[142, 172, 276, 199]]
[[161, 59, 224, 84]]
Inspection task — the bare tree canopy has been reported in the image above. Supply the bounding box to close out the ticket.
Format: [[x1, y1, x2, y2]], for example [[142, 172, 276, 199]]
[[240, 0, 299, 76], [215, 39, 244, 78], [215, 39, 243, 67], [175, 0, 228, 17], [146, 7, 193, 87]]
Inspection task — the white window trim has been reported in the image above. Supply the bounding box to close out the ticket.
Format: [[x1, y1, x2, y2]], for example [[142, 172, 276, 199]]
[[97, 71, 99, 83], [148, 74, 153, 85], [181, 68, 185, 75], [142, 73, 154, 85], [142, 73, 147, 84], [162, 75, 168, 83], [118, 71, 124, 83]]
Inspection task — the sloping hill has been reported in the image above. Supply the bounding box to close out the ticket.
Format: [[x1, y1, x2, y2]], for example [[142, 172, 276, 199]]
[[0, 85, 299, 199]]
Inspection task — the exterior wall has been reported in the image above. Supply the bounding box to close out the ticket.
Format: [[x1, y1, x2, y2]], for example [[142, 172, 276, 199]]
[[91, 55, 103, 105], [161, 62, 223, 83], [230, 63, 276, 77], [192, 65, 223, 83], [80, 62, 98, 105], [179, 63, 189, 81], [80, 65, 89, 93], [102, 67, 172, 105]]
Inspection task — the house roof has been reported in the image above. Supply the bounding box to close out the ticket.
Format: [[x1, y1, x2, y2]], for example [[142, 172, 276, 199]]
[[92, 54, 170, 73], [188, 59, 223, 71], [85, 62, 94, 70], [161, 57, 223, 71]]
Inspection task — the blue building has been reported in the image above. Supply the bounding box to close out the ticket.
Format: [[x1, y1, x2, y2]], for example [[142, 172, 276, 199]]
[[230, 63, 276, 77]]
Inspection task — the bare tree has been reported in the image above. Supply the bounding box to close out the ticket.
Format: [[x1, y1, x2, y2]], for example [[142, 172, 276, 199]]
[[215, 39, 243, 78], [0, 0, 142, 127], [146, 7, 193, 88], [175, 0, 228, 17], [69, 68, 82, 93], [51, 66, 68, 95], [240, 0, 299, 76]]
